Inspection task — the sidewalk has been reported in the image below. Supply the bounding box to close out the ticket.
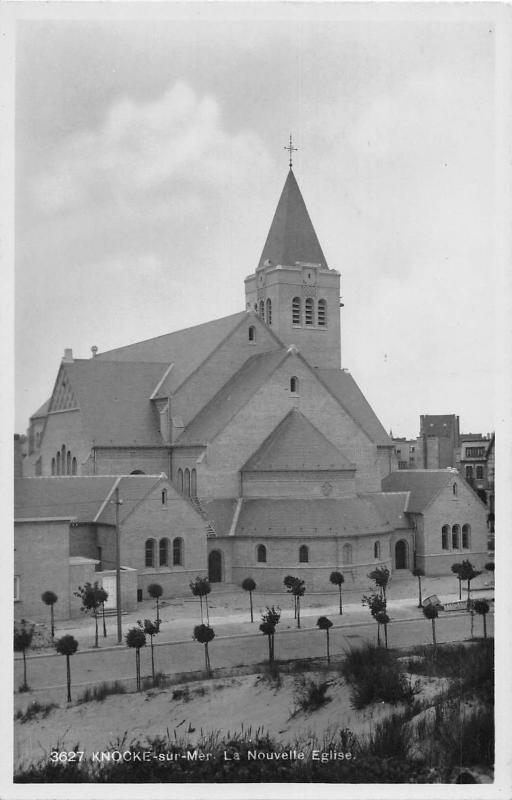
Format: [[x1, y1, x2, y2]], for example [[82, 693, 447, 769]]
[[28, 572, 494, 655]]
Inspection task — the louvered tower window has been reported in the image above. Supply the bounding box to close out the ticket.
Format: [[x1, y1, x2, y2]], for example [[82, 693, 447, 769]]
[[292, 297, 301, 325], [317, 299, 327, 326], [305, 298, 314, 325], [266, 298, 272, 325], [259, 300, 265, 318]]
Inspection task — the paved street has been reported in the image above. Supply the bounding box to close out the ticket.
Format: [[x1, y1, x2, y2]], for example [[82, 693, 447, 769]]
[[14, 601, 493, 705]]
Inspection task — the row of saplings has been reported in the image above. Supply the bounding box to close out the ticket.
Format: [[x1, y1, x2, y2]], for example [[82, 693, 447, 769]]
[[14, 560, 492, 705]]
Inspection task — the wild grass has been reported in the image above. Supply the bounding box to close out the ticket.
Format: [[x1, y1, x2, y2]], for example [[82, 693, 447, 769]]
[[340, 643, 420, 709], [76, 681, 127, 704], [15, 700, 58, 723], [292, 676, 331, 715], [141, 672, 171, 691]]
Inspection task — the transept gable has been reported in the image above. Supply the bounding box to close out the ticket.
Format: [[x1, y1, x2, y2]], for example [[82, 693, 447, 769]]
[[48, 365, 79, 413]]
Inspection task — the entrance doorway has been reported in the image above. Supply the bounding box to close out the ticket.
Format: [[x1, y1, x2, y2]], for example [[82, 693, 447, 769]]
[[101, 576, 117, 608], [395, 540, 408, 569], [208, 550, 222, 583]]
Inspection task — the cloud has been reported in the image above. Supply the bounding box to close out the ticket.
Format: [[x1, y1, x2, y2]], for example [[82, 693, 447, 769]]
[[32, 80, 273, 216]]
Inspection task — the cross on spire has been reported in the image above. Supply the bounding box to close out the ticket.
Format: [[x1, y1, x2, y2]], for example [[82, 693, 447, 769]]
[[284, 134, 298, 169]]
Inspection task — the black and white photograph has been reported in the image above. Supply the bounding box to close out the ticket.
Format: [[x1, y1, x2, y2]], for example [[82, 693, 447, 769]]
[[5, 1, 511, 796]]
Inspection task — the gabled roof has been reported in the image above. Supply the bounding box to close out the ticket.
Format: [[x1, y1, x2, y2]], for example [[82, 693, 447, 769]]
[[59, 360, 170, 446], [232, 496, 398, 536], [258, 169, 328, 270], [177, 349, 287, 445], [242, 408, 355, 472], [30, 398, 51, 420], [363, 492, 410, 529], [316, 368, 392, 447], [14, 475, 165, 524], [199, 499, 238, 536], [95, 312, 247, 392], [382, 470, 457, 513]]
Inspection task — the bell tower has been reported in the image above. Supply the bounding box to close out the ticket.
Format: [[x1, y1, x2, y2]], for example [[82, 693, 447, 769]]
[[245, 163, 341, 369]]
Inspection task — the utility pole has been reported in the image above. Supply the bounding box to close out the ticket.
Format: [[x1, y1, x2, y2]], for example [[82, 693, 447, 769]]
[[112, 486, 123, 644]]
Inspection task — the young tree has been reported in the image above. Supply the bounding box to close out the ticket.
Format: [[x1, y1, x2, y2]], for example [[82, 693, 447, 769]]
[[472, 599, 490, 640], [74, 582, 103, 647], [189, 577, 211, 624], [412, 567, 424, 608], [376, 611, 390, 649], [362, 593, 387, 647], [290, 578, 306, 629], [316, 616, 333, 663], [138, 618, 160, 680], [126, 627, 146, 690], [451, 563, 462, 600], [55, 635, 79, 702], [193, 624, 215, 677], [458, 560, 482, 611], [368, 566, 390, 601], [284, 575, 298, 618], [241, 577, 257, 623], [14, 619, 34, 691], [96, 585, 109, 637], [259, 606, 281, 664], [147, 583, 163, 625], [422, 604, 438, 649], [329, 571, 345, 615], [41, 591, 58, 639]]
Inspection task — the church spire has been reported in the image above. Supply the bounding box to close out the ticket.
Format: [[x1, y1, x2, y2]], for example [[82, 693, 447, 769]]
[[258, 169, 328, 270]]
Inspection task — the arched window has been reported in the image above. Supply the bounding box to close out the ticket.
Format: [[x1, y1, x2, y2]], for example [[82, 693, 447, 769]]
[[159, 537, 169, 566], [342, 543, 353, 564], [184, 468, 191, 496], [65, 451, 70, 474], [305, 297, 314, 325], [257, 544, 267, 563], [145, 539, 155, 568], [292, 296, 301, 325], [173, 537, 183, 566], [476, 466, 484, 480], [453, 483, 458, 496], [466, 466, 473, 481], [299, 544, 309, 563], [248, 326, 255, 342], [191, 468, 197, 497], [462, 524, 471, 549], [266, 298, 272, 325], [442, 524, 449, 549], [452, 524, 460, 549], [56, 452, 61, 474], [51, 457, 56, 476], [177, 469, 183, 493], [71, 457, 77, 475], [374, 541, 380, 559], [259, 300, 265, 319], [290, 376, 298, 393], [161, 489, 167, 506], [318, 299, 327, 326]]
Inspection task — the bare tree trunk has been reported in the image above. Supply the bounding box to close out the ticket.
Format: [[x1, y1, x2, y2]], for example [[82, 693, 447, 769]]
[[136, 649, 141, 690], [156, 597, 160, 625], [94, 611, 99, 648], [199, 596, 203, 623], [483, 615, 487, 640], [467, 580, 471, 611], [377, 623, 381, 647], [150, 638, 155, 680], [50, 605, 55, 639], [22, 650, 27, 688], [417, 578, 423, 608], [297, 597, 301, 629], [326, 630, 330, 663], [102, 603, 107, 637], [205, 595, 210, 625], [384, 623, 388, 649], [431, 619, 437, 648], [66, 655, 71, 702], [458, 577, 461, 600], [249, 592, 253, 623], [339, 587, 343, 615]]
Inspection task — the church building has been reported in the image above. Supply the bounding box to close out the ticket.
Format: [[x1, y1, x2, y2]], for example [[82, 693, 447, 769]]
[[18, 165, 488, 614]]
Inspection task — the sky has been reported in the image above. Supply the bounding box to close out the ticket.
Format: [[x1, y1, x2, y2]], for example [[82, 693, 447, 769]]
[[13, 4, 502, 439]]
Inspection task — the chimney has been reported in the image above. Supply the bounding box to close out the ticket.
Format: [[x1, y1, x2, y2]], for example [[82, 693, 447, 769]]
[[62, 348, 73, 362], [91, 345, 98, 358]]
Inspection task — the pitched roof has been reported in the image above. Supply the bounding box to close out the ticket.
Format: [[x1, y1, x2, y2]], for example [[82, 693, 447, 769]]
[[242, 409, 355, 471], [258, 170, 328, 270], [60, 360, 170, 446], [316, 368, 392, 447], [177, 349, 287, 445], [381, 470, 456, 513], [233, 496, 397, 536], [14, 475, 164, 524], [199, 499, 238, 536], [30, 398, 51, 420], [363, 492, 410, 529], [94, 312, 247, 392]]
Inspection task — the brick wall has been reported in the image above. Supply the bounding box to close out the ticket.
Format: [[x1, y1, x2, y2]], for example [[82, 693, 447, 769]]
[[93, 448, 170, 476], [241, 470, 357, 499], [35, 410, 91, 477], [14, 520, 71, 621]]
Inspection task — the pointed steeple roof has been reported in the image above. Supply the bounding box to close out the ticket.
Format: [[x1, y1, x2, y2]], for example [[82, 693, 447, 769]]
[[258, 169, 328, 270]]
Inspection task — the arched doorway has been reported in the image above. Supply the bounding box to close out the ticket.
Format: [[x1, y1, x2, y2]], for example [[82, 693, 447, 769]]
[[208, 550, 222, 583], [395, 540, 408, 569]]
